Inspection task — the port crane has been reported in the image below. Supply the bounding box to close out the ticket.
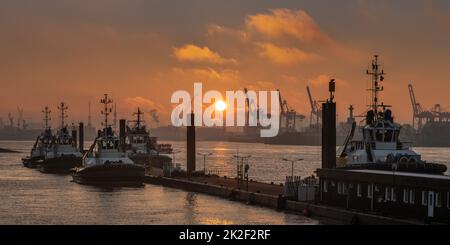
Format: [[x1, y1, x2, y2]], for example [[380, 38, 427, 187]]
[[408, 84, 450, 131], [277, 89, 304, 132], [306, 86, 322, 128], [7, 113, 14, 128], [16, 107, 28, 130]]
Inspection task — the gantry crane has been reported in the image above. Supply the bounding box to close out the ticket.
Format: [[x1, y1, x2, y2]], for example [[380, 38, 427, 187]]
[[408, 83, 450, 130], [277, 89, 305, 132], [306, 86, 322, 128]]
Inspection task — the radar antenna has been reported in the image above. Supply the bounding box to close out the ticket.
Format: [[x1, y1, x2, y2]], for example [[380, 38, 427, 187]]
[[58, 102, 68, 129], [42, 107, 52, 130], [133, 107, 145, 128], [100, 94, 113, 130], [366, 55, 386, 114]]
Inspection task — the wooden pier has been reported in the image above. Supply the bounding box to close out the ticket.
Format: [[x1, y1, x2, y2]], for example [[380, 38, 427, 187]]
[[144, 175, 424, 225]]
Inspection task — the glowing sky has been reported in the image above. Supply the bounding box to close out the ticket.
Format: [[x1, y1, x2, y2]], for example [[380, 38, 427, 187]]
[[1, 0, 450, 127]]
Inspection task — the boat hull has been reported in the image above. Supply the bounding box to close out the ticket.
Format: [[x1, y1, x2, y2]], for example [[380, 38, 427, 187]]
[[129, 154, 172, 168], [22, 156, 44, 168], [72, 164, 145, 186], [39, 155, 82, 173]]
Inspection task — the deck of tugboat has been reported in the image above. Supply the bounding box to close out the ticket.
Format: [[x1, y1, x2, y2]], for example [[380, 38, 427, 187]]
[[347, 169, 450, 180]]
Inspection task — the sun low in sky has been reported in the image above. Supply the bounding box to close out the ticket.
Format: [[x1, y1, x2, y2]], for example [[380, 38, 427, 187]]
[[215, 100, 227, 112], [1, 0, 450, 126]]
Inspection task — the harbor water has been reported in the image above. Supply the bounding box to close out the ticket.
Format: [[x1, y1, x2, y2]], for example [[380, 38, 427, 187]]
[[1, 140, 449, 225]]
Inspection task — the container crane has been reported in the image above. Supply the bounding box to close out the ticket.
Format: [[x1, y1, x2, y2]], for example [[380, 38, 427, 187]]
[[408, 83, 450, 130], [277, 89, 304, 132], [306, 86, 322, 128]]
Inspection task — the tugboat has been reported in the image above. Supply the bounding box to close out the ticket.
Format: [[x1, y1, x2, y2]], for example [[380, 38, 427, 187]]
[[22, 107, 54, 168], [39, 102, 83, 173], [125, 108, 172, 176], [337, 55, 447, 174], [71, 94, 145, 186]]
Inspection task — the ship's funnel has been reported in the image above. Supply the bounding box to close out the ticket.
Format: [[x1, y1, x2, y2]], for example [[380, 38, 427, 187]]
[[119, 119, 126, 152], [79, 122, 84, 153]]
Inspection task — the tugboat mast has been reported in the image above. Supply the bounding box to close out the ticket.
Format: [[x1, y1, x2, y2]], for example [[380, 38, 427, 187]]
[[58, 102, 68, 129], [100, 94, 113, 131], [42, 107, 51, 130], [366, 55, 386, 115], [133, 108, 144, 128]]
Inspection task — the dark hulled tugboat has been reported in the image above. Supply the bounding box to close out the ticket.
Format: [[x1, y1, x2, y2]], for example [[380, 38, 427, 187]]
[[71, 94, 145, 186], [22, 107, 54, 168], [125, 108, 172, 176], [39, 102, 83, 173], [317, 56, 450, 224]]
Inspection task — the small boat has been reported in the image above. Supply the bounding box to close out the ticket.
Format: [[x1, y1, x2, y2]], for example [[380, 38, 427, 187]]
[[39, 103, 82, 173], [124, 108, 173, 176], [71, 94, 145, 186], [337, 55, 447, 174], [22, 107, 53, 168]]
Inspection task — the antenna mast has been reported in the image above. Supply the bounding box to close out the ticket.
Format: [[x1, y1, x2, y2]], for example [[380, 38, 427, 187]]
[[113, 103, 117, 131], [133, 108, 144, 128], [100, 94, 113, 131], [366, 55, 385, 114], [88, 101, 92, 127], [58, 102, 68, 129], [42, 107, 52, 130]]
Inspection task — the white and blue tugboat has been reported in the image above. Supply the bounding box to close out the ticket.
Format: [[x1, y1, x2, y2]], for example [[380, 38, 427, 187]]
[[22, 107, 54, 168], [125, 108, 172, 176], [39, 102, 83, 173], [338, 55, 447, 174], [72, 94, 145, 186]]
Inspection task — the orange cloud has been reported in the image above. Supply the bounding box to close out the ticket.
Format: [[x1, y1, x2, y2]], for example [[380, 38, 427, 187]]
[[256, 42, 321, 64], [173, 44, 237, 65], [171, 67, 240, 84], [124, 97, 163, 111], [246, 9, 335, 45]]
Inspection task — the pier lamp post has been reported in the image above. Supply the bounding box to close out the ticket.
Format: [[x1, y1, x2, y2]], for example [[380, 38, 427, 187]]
[[198, 152, 213, 174], [233, 155, 251, 187], [282, 158, 304, 178]]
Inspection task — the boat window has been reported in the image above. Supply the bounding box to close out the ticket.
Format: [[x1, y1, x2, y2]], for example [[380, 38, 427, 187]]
[[436, 193, 442, 208], [393, 130, 400, 142], [385, 187, 390, 201], [357, 184, 362, 197], [403, 189, 409, 203], [409, 190, 415, 204], [375, 130, 383, 142], [421, 191, 428, 206], [384, 130, 393, 142], [367, 184, 373, 199], [447, 192, 450, 210], [391, 188, 396, 202], [338, 182, 342, 194]]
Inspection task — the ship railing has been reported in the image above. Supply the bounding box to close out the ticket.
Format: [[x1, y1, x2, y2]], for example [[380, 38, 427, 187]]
[[82, 137, 99, 161], [206, 168, 222, 176], [350, 141, 366, 150], [398, 141, 414, 150]]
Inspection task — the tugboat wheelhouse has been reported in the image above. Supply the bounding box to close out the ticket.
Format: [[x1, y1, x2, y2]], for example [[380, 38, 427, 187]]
[[317, 55, 450, 223]]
